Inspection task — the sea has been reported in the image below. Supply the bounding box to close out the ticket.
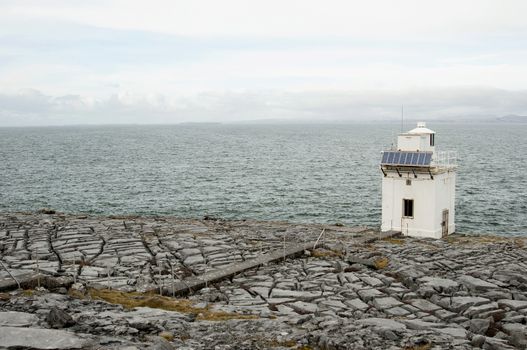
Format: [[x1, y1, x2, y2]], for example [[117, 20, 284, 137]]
[[0, 123, 526, 236]]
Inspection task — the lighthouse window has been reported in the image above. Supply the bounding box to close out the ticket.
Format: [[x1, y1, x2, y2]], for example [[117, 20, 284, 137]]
[[403, 199, 414, 218], [430, 134, 435, 146]]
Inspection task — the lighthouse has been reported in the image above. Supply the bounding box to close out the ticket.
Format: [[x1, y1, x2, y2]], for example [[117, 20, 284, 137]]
[[380, 122, 456, 239]]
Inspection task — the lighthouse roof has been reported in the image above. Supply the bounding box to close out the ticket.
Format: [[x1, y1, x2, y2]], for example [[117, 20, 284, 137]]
[[406, 122, 435, 135]]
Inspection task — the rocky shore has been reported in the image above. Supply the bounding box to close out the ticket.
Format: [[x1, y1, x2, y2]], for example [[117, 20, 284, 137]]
[[0, 212, 526, 349]]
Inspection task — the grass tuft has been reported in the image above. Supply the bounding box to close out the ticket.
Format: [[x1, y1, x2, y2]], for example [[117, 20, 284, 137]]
[[373, 256, 390, 270], [404, 343, 432, 350], [86, 288, 258, 321], [382, 237, 406, 245], [22, 289, 34, 296], [250, 336, 310, 349], [311, 248, 345, 258], [159, 331, 174, 341]]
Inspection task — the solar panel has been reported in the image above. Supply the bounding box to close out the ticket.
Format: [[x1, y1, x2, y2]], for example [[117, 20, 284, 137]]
[[381, 151, 432, 167], [424, 153, 432, 165], [393, 152, 400, 164], [420, 153, 426, 165], [387, 152, 395, 163], [410, 153, 418, 165], [407, 153, 413, 165]]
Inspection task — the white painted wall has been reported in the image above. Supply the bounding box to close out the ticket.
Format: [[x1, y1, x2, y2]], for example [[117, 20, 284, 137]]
[[397, 134, 435, 152], [381, 171, 456, 239], [434, 171, 456, 235]]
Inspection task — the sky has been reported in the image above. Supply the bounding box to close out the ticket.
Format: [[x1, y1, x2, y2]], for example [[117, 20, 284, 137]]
[[1, 0, 527, 126]]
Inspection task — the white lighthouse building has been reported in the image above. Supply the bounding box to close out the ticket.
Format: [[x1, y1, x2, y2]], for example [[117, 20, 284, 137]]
[[381, 122, 456, 239]]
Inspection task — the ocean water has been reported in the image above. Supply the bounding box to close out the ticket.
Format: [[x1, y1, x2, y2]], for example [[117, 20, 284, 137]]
[[0, 123, 525, 235]]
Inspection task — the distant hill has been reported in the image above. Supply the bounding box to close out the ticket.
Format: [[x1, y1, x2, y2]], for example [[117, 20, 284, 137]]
[[496, 115, 527, 123], [178, 122, 223, 125]]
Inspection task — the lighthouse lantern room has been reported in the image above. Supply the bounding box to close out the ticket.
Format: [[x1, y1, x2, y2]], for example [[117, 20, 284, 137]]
[[381, 122, 457, 239]]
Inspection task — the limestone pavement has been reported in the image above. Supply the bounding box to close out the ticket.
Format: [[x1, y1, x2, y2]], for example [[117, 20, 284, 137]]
[[0, 212, 526, 349]]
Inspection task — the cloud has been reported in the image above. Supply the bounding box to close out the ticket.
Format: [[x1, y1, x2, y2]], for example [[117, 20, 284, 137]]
[[3, 0, 527, 39], [1, 1, 527, 126], [1, 88, 526, 126]]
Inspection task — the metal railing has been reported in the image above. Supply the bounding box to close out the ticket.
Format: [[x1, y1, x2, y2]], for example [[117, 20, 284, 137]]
[[432, 150, 457, 169]]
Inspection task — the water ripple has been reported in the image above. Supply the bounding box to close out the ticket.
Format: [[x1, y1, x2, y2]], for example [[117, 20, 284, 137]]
[[0, 123, 525, 235]]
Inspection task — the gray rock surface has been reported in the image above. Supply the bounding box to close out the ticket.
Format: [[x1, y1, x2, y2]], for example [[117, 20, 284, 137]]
[[0, 311, 39, 327], [469, 318, 491, 335], [0, 326, 92, 349], [0, 213, 526, 349], [498, 299, 527, 311], [459, 275, 499, 291], [372, 296, 402, 310], [358, 317, 406, 331], [47, 307, 75, 329]]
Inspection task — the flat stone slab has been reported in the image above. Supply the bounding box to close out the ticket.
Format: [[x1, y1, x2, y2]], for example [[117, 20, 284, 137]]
[[288, 301, 318, 314], [357, 288, 384, 302], [266, 298, 295, 305], [410, 299, 442, 312], [345, 298, 369, 311], [420, 277, 459, 292], [458, 275, 499, 291], [0, 311, 39, 327], [319, 300, 348, 310], [372, 297, 402, 310], [271, 289, 320, 300], [434, 309, 458, 321], [179, 248, 201, 258], [436, 327, 468, 338], [357, 318, 406, 331], [403, 319, 446, 330], [463, 302, 499, 318], [0, 326, 92, 349], [384, 306, 410, 316], [184, 255, 205, 265], [448, 296, 490, 312], [498, 299, 527, 311], [251, 287, 271, 299], [501, 323, 527, 335], [360, 276, 384, 287], [81, 266, 108, 277]]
